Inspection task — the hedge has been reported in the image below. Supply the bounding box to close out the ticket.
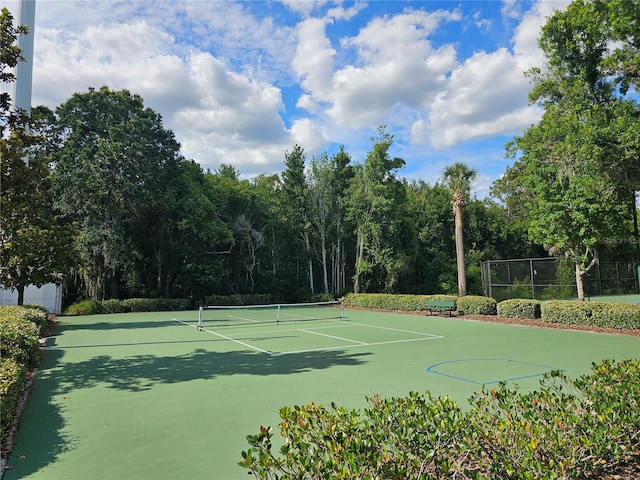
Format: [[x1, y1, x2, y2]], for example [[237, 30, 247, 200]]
[[456, 295, 497, 315], [0, 358, 27, 435], [0, 311, 40, 367], [343, 293, 457, 312], [63, 298, 193, 316], [497, 299, 541, 319], [542, 300, 640, 330]]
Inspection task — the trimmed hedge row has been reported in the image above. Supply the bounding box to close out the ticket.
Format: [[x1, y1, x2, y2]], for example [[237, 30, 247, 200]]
[[542, 300, 640, 330], [0, 358, 27, 436], [64, 297, 193, 316], [498, 299, 542, 319], [0, 305, 47, 436], [343, 293, 639, 331], [343, 293, 457, 311]]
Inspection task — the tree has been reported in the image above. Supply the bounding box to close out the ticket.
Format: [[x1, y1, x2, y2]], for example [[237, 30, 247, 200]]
[[443, 162, 477, 297], [345, 128, 406, 293], [505, 0, 640, 300], [0, 9, 76, 305], [281, 145, 314, 297], [50, 87, 190, 300]]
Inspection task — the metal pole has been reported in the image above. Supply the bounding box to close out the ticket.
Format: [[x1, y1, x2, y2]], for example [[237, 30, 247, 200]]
[[12, 0, 36, 117]]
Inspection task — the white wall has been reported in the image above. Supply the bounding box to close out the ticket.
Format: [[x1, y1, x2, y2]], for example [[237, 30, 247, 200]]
[[0, 284, 62, 314]]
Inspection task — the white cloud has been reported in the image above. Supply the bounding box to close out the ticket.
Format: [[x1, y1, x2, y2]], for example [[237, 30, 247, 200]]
[[424, 1, 567, 149]]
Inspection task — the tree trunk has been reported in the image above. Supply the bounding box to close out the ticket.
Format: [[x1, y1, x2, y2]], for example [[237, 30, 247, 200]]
[[575, 262, 586, 301], [17, 285, 25, 306], [354, 232, 364, 294], [454, 205, 467, 297]]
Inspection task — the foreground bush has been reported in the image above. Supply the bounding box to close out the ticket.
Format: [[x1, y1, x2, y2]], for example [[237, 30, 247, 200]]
[[0, 358, 27, 435], [240, 359, 640, 479], [0, 311, 40, 367], [497, 299, 541, 319], [542, 300, 640, 330]]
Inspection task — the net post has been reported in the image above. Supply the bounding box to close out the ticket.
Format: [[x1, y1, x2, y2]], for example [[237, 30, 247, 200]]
[[340, 300, 345, 320], [277, 304, 280, 324], [198, 306, 203, 330]]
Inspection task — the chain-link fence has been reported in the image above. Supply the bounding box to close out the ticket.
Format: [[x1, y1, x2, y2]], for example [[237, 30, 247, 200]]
[[480, 257, 639, 301]]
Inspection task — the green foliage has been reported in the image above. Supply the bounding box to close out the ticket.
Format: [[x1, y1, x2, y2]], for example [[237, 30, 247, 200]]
[[241, 359, 640, 479], [63, 299, 102, 316], [0, 304, 48, 334], [343, 293, 457, 312], [63, 298, 192, 315], [204, 294, 273, 306], [456, 295, 497, 315], [542, 300, 640, 330], [467, 360, 640, 478], [0, 357, 27, 436], [0, 308, 40, 366], [497, 299, 542, 319]]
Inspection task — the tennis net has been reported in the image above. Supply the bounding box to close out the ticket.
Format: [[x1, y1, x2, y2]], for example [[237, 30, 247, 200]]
[[197, 301, 346, 329]]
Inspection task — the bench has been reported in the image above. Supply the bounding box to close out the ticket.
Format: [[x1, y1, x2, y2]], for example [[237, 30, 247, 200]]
[[425, 299, 456, 316]]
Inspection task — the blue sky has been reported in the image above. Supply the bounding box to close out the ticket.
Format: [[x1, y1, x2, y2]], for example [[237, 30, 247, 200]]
[[2, 0, 570, 197]]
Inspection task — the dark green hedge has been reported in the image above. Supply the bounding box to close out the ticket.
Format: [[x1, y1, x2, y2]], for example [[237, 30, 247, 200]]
[[541, 300, 640, 330], [64, 298, 193, 315], [497, 299, 542, 319], [343, 293, 457, 312], [456, 295, 497, 315]]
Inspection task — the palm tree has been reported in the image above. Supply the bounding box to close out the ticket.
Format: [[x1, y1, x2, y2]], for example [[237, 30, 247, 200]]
[[443, 162, 477, 297]]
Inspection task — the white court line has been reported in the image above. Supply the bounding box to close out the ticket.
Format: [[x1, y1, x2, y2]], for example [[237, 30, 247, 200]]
[[174, 318, 272, 355], [298, 329, 368, 345]]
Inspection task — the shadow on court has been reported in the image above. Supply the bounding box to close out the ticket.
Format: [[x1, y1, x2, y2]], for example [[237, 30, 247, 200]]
[[49, 347, 371, 394], [3, 338, 370, 479]]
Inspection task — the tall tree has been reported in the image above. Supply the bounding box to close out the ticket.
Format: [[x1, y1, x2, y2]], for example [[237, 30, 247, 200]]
[[51, 87, 187, 300], [443, 162, 477, 297], [0, 9, 76, 305], [506, 0, 640, 300], [281, 145, 314, 297], [345, 128, 405, 293]]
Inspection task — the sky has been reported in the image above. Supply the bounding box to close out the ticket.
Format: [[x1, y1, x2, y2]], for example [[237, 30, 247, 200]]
[[2, 0, 571, 197]]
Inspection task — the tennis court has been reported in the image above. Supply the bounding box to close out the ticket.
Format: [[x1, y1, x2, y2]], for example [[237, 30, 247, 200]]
[[4, 306, 639, 479]]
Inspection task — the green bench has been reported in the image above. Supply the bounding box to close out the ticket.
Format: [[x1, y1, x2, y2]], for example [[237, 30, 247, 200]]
[[425, 299, 456, 316]]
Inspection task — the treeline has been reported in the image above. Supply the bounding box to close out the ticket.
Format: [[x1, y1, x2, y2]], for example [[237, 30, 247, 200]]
[[2, 0, 639, 307], [3, 87, 549, 305]]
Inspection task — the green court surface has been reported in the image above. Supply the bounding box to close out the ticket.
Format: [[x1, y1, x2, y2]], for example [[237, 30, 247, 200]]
[[4, 308, 639, 479]]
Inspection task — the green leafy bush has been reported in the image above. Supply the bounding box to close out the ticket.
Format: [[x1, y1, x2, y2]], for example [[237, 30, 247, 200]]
[[497, 299, 541, 319], [0, 315, 40, 367], [241, 359, 640, 479], [542, 300, 640, 330], [0, 305, 48, 334], [343, 293, 457, 312], [456, 295, 497, 315], [63, 299, 103, 316], [204, 294, 273, 306], [64, 298, 193, 315], [0, 358, 27, 435]]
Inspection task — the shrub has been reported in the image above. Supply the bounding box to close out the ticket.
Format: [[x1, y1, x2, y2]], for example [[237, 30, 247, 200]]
[[64, 299, 102, 316], [0, 305, 48, 334], [541, 300, 640, 330], [241, 359, 640, 479], [456, 295, 497, 315], [497, 299, 541, 319], [204, 294, 272, 306], [0, 358, 27, 436], [0, 316, 40, 367], [343, 293, 457, 312]]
